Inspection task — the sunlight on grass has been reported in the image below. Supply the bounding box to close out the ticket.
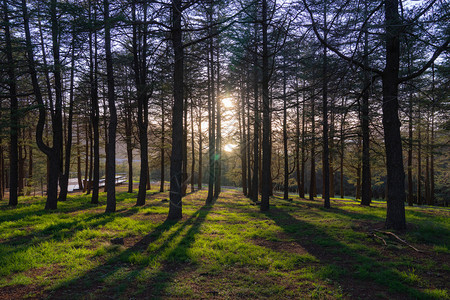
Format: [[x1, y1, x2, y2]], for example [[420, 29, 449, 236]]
[[0, 189, 448, 299]]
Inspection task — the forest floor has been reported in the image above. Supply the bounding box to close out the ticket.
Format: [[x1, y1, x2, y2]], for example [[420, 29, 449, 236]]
[[0, 186, 449, 299]]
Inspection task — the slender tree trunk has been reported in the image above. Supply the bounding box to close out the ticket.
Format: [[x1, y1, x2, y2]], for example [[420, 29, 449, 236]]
[[182, 96, 188, 196], [240, 77, 247, 196], [197, 110, 203, 190], [310, 88, 316, 200], [247, 83, 252, 196], [84, 121, 89, 193], [261, 0, 270, 211], [4, 0, 18, 206], [417, 111, 422, 205], [340, 99, 345, 198], [214, 44, 222, 199], [191, 100, 196, 193], [430, 64, 435, 205], [322, 1, 331, 209], [168, 0, 184, 219], [300, 85, 307, 198], [295, 82, 301, 198], [360, 19, 372, 206], [356, 135, 362, 200], [58, 28, 76, 202], [251, 20, 259, 203], [407, 87, 413, 206], [160, 96, 165, 192], [206, 4, 216, 204], [425, 115, 430, 205], [382, 0, 406, 229], [104, 0, 117, 212], [133, 1, 149, 206], [329, 106, 335, 198], [89, 1, 100, 204], [77, 119, 83, 191], [283, 66, 289, 200], [125, 92, 133, 193]]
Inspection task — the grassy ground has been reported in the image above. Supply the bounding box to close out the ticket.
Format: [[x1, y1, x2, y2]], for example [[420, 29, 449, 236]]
[[0, 187, 449, 299]]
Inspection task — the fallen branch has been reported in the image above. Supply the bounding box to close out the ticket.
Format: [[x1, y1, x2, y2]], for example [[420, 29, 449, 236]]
[[371, 233, 387, 246], [374, 229, 424, 253]]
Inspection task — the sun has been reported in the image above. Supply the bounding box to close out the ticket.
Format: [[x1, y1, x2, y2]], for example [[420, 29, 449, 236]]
[[222, 97, 234, 108], [224, 144, 237, 152]]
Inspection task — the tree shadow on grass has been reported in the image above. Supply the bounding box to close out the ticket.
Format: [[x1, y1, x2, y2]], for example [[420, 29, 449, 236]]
[[264, 206, 436, 299], [49, 203, 213, 299], [0, 191, 139, 223]]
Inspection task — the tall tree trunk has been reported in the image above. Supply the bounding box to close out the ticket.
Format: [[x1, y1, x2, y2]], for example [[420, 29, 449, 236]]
[[125, 89, 133, 193], [183, 96, 188, 196], [4, 0, 19, 206], [329, 106, 335, 198], [23, 0, 61, 209], [168, 0, 184, 219], [417, 112, 422, 205], [104, 0, 117, 212], [310, 88, 316, 200], [58, 28, 76, 202], [283, 66, 289, 200], [247, 83, 252, 196], [89, 1, 100, 204], [360, 17, 372, 206], [84, 121, 89, 193], [206, 4, 216, 204], [214, 46, 222, 199], [133, 1, 149, 206], [300, 84, 307, 198], [340, 98, 345, 198], [382, 0, 406, 229], [407, 86, 413, 206], [239, 77, 247, 196], [261, 0, 270, 211], [197, 110, 203, 190], [356, 135, 362, 200], [251, 19, 259, 203], [160, 96, 165, 192], [322, 1, 330, 209], [191, 99, 196, 193], [295, 81, 301, 198], [77, 119, 83, 191], [425, 115, 430, 205], [430, 64, 435, 205]]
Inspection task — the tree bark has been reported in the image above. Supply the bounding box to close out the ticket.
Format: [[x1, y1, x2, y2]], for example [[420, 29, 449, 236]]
[[77, 119, 83, 191], [58, 27, 76, 202], [206, 3, 216, 204], [283, 65, 289, 200], [168, 0, 184, 219], [104, 0, 117, 212], [4, 0, 19, 206], [160, 96, 165, 192], [321, 3, 330, 208], [89, 0, 100, 204], [197, 109, 203, 190], [360, 0, 372, 207], [133, 1, 149, 206], [261, 0, 270, 211], [214, 44, 222, 199], [382, 0, 406, 229]]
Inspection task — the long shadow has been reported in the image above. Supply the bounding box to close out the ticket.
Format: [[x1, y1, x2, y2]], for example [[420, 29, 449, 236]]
[[0, 207, 144, 277], [264, 206, 434, 299], [0, 191, 138, 223], [49, 203, 213, 299]]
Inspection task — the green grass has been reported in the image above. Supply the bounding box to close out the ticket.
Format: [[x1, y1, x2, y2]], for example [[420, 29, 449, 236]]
[[0, 188, 449, 299]]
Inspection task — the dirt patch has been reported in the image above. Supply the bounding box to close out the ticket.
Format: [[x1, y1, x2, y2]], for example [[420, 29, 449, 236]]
[[251, 237, 309, 255]]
